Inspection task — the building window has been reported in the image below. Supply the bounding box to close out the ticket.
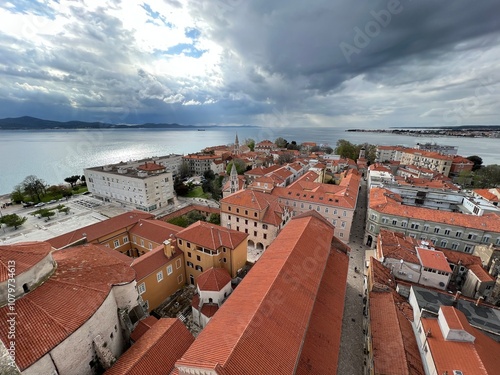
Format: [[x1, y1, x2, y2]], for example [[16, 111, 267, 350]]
[[236, 208, 240, 213], [178, 239, 183, 245], [451, 243, 459, 250], [228, 215, 231, 220], [123, 236, 129, 244], [369, 224, 375, 231], [468, 233, 477, 240], [263, 234, 267, 240], [143, 300, 149, 310], [392, 219, 398, 226], [187, 252, 192, 258], [187, 242, 191, 248], [444, 229, 451, 235], [197, 255, 201, 261], [482, 236, 490, 243], [382, 217, 389, 224], [325, 208, 329, 213], [228, 206, 231, 211], [176, 258, 181, 269], [343, 211, 347, 217], [187, 261, 194, 268], [423, 225, 429, 232], [401, 221, 407, 228], [148, 243, 153, 250], [455, 231, 463, 238], [157, 271, 164, 282], [177, 274, 183, 284], [496, 238, 500, 246], [138, 283, 146, 295], [410, 223, 419, 230], [245, 228, 248, 234], [254, 231, 257, 236], [371, 214, 377, 220], [440, 240, 447, 247], [341, 221, 346, 228], [140, 239, 144, 247], [245, 210, 248, 215], [434, 227, 440, 234], [254, 222, 257, 227], [114, 239, 120, 248], [339, 232, 344, 238], [236, 218, 240, 223], [254, 212, 258, 217], [167, 265, 173, 275], [245, 219, 248, 225], [195, 265, 203, 272], [464, 245, 473, 253], [333, 219, 337, 226], [223, 258, 227, 263]]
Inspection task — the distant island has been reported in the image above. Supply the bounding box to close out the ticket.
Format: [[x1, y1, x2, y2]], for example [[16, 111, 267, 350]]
[[0, 116, 257, 130], [347, 125, 500, 138]]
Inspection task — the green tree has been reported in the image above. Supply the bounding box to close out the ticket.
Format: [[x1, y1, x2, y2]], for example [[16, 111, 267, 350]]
[[168, 216, 189, 227], [286, 141, 300, 150], [274, 137, 288, 148], [11, 184, 24, 203], [226, 159, 247, 175], [179, 161, 190, 178], [466, 155, 483, 172], [0, 213, 27, 230], [64, 175, 80, 188], [335, 140, 358, 160], [80, 175, 86, 186], [186, 211, 206, 225], [278, 153, 295, 165], [22, 175, 46, 202], [59, 207, 70, 215], [244, 138, 255, 151], [203, 170, 215, 181], [457, 170, 473, 188], [208, 213, 221, 225], [40, 209, 55, 220], [310, 145, 321, 153], [323, 146, 333, 154], [474, 165, 500, 188]]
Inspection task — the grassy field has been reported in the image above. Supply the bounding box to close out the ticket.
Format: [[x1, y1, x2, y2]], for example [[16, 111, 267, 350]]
[[185, 186, 210, 199]]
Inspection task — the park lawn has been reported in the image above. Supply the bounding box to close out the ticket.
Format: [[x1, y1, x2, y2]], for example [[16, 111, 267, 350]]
[[185, 186, 210, 199]]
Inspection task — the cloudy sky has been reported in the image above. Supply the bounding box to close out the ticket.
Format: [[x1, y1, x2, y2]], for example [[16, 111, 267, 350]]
[[0, 0, 499, 128]]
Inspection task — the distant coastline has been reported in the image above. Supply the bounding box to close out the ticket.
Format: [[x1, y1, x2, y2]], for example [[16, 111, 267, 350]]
[[0, 116, 259, 130], [347, 126, 500, 138]]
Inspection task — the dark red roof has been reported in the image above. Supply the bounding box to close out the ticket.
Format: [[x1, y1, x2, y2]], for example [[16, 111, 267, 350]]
[[105, 318, 194, 375], [131, 244, 182, 280], [196, 267, 232, 292], [0, 243, 136, 371], [130, 316, 158, 342], [137, 162, 165, 171], [176, 213, 347, 374], [176, 221, 248, 251], [0, 241, 52, 282], [47, 211, 154, 249], [129, 219, 182, 246]]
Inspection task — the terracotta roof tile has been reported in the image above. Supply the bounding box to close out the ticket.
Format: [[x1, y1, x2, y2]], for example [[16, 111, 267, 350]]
[[468, 264, 495, 282], [137, 162, 165, 171], [176, 221, 247, 251], [296, 248, 349, 375], [196, 267, 232, 292], [105, 318, 194, 375], [130, 316, 158, 342], [200, 304, 219, 318], [131, 243, 182, 280], [47, 211, 154, 249], [370, 293, 424, 375], [0, 241, 52, 282], [370, 187, 500, 232], [421, 308, 500, 375], [129, 219, 182, 246], [175, 213, 342, 374], [417, 248, 452, 272], [0, 243, 135, 371]]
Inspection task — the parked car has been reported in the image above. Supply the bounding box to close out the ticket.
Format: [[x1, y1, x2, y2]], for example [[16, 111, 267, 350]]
[[48, 200, 57, 204], [34, 202, 45, 208], [22, 202, 35, 208]]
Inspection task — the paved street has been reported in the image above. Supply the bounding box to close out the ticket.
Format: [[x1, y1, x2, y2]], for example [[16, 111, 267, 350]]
[[337, 179, 369, 375]]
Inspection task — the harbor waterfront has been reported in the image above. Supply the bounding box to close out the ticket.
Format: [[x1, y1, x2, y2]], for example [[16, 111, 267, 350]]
[[1, 127, 499, 194]]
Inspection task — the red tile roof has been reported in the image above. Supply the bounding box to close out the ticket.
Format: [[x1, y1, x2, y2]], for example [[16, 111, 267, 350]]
[[474, 189, 500, 203], [468, 264, 495, 282], [176, 221, 247, 251], [175, 212, 347, 374], [201, 304, 219, 318], [370, 187, 500, 232], [421, 307, 500, 375], [129, 219, 182, 245], [0, 243, 135, 371], [417, 248, 452, 273], [130, 316, 158, 342], [377, 229, 421, 264], [131, 243, 182, 280], [221, 189, 286, 226], [196, 267, 232, 292], [0, 241, 52, 282], [47, 211, 154, 249], [296, 247, 348, 375], [105, 318, 194, 375], [137, 162, 165, 171], [370, 292, 424, 375]]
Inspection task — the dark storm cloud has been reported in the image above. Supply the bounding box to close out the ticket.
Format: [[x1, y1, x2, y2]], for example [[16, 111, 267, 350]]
[[0, 0, 499, 126]]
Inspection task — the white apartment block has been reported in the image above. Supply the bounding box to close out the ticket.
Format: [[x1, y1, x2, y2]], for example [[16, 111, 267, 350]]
[[85, 160, 175, 212]]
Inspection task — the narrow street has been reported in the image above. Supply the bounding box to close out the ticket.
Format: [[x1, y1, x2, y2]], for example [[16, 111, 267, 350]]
[[337, 178, 369, 375]]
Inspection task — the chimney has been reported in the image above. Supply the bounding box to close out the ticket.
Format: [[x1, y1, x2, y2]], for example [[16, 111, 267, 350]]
[[452, 291, 462, 306], [163, 239, 173, 258], [475, 296, 484, 307]]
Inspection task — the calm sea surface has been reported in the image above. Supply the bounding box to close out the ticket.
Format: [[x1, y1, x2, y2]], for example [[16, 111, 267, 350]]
[[1, 126, 499, 194]]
